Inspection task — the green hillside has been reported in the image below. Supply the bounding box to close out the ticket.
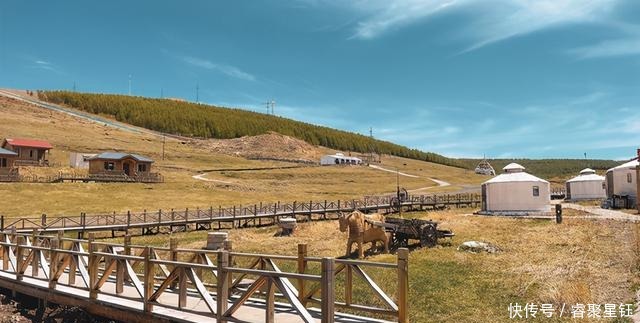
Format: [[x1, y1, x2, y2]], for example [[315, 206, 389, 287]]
[[459, 158, 621, 179], [38, 91, 463, 168]]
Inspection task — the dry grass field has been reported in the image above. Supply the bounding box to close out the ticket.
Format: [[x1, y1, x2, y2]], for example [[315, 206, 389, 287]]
[[106, 209, 640, 323], [0, 95, 484, 218]]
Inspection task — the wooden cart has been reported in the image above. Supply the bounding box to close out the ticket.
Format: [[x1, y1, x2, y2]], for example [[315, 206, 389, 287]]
[[368, 217, 454, 248]]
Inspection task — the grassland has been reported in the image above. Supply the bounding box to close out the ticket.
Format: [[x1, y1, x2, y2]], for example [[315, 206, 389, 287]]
[[0, 95, 484, 218], [108, 209, 640, 323]]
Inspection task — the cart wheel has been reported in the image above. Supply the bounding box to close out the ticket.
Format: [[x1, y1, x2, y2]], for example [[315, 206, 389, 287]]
[[420, 224, 437, 248], [392, 233, 408, 248]]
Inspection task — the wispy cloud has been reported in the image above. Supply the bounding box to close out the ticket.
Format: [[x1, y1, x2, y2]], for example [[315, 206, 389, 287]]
[[329, 0, 624, 52], [181, 56, 256, 81], [567, 38, 640, 58], [29, 59, 64, 74]]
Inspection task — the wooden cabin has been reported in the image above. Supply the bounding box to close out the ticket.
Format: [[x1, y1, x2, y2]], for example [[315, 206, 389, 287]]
[[87, 152, 155, 177], [2, 138, 52, 166]]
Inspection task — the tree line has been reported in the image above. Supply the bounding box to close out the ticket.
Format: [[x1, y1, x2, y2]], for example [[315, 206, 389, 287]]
[[39, 91, 465, 168]]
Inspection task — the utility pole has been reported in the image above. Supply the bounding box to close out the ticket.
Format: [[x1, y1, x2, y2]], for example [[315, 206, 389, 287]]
[[73, 82, 76, 92], [196, 83, 199, 103], [271, 100, 275, 115], [128, 74, 132, 95]]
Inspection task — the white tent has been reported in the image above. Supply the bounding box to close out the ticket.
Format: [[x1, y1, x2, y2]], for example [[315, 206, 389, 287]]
[[320, 153, 362, 166], [605, 159, 639, 208], [565, 168, 605, 201], [480, 163, 550, 214]]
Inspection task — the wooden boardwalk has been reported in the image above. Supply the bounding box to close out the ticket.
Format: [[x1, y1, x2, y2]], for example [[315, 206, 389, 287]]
[[0, 231, 407, 323], [1, 193, 481, 235]]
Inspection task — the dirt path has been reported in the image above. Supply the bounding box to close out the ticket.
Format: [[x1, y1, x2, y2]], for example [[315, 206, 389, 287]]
[[560, 202, 640, 222], [368, 164, 452, 190]]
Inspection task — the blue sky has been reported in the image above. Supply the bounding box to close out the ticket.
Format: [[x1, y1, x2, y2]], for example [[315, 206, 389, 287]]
[[1, 1, 639, 159]]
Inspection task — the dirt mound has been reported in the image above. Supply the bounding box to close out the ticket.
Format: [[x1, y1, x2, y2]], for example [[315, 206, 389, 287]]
[[196, 132, 326, 163]]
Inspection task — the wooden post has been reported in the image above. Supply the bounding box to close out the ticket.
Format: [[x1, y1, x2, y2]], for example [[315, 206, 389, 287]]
[[224, 240, 233, 288], [345, 265, 352, 306], [41, 214, 47, 227], [143, 246, 154, 313], [15, 236, 25, 281], [321, 257, 335, 323], [397, 248, 409, 323], [88, 233, 98, 299], [68, 241, 76, 285], [297, 244, 307, 304], [169, 237, 178, 290], [178, 267, 187, 308], [1, 232, 7, 271], [127, 211, 131, 228], [217, 250, 229, 321], [31, 229, 39, 277], [266, 279, 275, 323], [49, 238, 59, 289], [0, 215, 4, 231]]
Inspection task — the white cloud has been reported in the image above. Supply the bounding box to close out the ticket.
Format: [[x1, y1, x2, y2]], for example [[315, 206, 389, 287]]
[[567, 38, 640, 58], [329, 0, 623, 52], [29, 59, 63, 74], [181, 56, 256, 81]]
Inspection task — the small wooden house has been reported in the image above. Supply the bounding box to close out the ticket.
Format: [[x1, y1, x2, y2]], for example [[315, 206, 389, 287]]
[[2, 138, 52, 166], [87, 152, 155, 177]]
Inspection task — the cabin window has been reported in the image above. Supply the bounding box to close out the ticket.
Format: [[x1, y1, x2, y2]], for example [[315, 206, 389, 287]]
[[602, 182, 606, 189], [0, 158, 6, 168], [627, 173, 633, 183], [138, 164, 147, 172], [533, 186, 540, 197], [104, 162, 115, 171]]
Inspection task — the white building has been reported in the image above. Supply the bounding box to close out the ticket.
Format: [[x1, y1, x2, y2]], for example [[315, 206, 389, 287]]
[[320, 153, 362, 166], [480, 163, 550, 214], [605, 159, 639, 208], [69, 152, 97, 169], [565, 168, 606, 201]]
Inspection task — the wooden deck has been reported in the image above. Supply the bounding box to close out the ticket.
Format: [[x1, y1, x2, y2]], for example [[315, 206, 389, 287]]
[[1, 193, 481, 235], [0, 232, 407, 323]]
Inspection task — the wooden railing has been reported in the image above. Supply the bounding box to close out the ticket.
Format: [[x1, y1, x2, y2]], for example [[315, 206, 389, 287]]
[[0, 231, 408, 322], [0, 193, 482, 233]]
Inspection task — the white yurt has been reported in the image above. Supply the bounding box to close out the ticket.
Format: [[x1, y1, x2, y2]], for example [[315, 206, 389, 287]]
[[605, 159, 639, 208], [565, 168, 605, 201], [480, 163, 550, 214]]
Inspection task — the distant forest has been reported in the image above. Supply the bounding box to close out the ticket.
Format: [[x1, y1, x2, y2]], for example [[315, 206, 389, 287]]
[[459, 158, 621, 180], [39, 91, 464, 168]]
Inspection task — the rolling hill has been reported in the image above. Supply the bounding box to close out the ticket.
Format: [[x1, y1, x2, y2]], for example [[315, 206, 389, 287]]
[[38, 91, 463, 168]]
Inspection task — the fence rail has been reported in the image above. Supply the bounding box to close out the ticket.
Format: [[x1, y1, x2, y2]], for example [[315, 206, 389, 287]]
[[0, 193, 481, 235], [0, 231, 407, 323]]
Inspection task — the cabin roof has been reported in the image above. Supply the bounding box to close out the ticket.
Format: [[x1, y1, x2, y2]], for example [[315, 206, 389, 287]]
[[4, 138, 53, 149], [0, 147, 18, 156], [88, 152, 154, 163]]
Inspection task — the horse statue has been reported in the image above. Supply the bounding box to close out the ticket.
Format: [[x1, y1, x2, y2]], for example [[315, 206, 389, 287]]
[[338, 210, 389, 258]]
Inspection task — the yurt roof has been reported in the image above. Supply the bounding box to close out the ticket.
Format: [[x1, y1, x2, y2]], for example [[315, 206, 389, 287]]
[[503, 163, 525, 172], [483, 171, 549, 184], [579, 168, 596, 175], [567, 173, 604, 183], [607, 159, 639, 172]]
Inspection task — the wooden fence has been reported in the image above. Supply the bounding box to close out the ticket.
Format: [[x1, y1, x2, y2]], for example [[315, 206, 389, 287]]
[[0, 193, 482, 235], [0, 230, 408, 323]]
